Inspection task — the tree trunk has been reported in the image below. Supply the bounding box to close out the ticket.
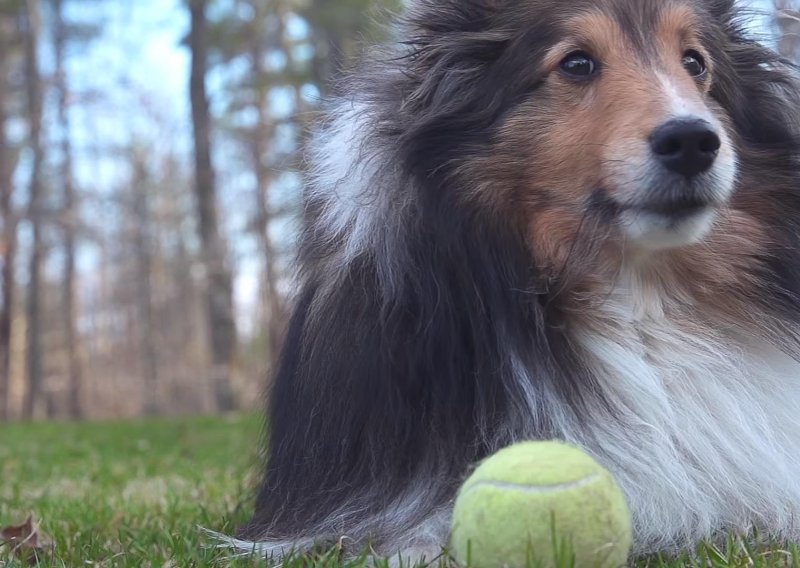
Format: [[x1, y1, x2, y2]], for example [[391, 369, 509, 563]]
[[188, 0, 237, 412], [305, 0, 354, 92], [54, 0, 82, 419], [246, 6, 286, 366], [0, 46, 15, 422], [21, 0, 44, 421], [131, 153, 159, 416], [775, 1, 800, 60]]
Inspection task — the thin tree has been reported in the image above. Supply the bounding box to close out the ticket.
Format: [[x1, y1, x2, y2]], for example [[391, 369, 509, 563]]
[[0, 11, 18, 421], [21, 0, 45, 420], [303, 0, 400, 92], [0, 111, 13, 421], [775, 0, 800, 60], [242, 0, 286, 363], [188, 0, 238, 412], [53, 0, 83, 419], [130, 151, 159, 416]]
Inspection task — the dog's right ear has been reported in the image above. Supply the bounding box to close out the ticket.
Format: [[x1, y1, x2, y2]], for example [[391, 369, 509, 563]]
[[404, 0, 504, 12], [403, 0, 504, 36]]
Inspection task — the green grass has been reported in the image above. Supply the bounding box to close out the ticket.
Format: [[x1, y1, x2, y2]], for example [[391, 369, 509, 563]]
[[0, 415, 798, 567], [0, 414, 264, 567]]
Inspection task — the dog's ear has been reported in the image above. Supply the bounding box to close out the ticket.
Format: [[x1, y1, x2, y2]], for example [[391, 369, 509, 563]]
[[702, 0, 800, 149], [398, 0, 511, 68], [393, 0, 514, 115], [705, 0, 737, 18], [405, 0, 503, 13], [712, 35, 800, 150], [403, 0, 504, 37]]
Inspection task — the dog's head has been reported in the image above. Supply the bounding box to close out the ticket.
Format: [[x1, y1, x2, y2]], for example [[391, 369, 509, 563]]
[[394, 0, 798, 271], [495, 2, 738, 252]]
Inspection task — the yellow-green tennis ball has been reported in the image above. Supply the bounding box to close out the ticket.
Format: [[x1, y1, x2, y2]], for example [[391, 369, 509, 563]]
[[450, 441, 632, 568]]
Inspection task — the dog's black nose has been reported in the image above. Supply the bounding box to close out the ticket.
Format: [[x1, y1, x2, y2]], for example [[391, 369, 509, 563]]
[[650, 119, 721, 178]]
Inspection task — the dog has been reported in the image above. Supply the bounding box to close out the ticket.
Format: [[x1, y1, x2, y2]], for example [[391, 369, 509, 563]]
[[232, 0, 800, 564]]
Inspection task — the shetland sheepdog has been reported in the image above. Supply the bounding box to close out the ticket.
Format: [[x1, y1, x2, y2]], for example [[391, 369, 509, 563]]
[[232, 0, 800, 563]]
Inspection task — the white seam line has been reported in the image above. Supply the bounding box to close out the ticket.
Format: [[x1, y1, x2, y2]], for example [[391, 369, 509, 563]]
[[462, 472, 603, 496]]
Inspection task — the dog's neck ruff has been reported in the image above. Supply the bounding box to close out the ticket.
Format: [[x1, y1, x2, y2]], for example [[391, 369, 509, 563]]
[[558, 263, 800, 552]]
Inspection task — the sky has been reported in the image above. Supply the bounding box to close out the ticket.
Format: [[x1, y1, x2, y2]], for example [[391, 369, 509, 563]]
[[68, 0, 191, 165], [62, 0, 270, 332]]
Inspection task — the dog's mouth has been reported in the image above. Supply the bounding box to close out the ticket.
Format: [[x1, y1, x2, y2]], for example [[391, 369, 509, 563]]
[[611, 192, 723, 250], [634, 197, 713, 219], [589, 190, 718, 221]]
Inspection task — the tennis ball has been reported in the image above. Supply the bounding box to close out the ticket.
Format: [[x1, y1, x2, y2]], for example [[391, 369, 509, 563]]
[[450, 441, 632, 568]]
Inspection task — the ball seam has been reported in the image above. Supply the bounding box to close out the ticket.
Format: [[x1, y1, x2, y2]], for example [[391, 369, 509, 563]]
[[460, 472, 603, 496]]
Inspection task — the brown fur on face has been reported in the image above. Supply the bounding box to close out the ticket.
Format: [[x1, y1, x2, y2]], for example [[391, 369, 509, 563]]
[[460, 1, 739, 277]]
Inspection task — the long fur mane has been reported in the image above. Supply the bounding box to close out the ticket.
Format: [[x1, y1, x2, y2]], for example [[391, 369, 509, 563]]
[[230, 0, 800, 563]]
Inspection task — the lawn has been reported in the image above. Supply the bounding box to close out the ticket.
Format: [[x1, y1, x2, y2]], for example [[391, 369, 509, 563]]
[[1, 414, 798, 567], [0, 414, 264, 567]]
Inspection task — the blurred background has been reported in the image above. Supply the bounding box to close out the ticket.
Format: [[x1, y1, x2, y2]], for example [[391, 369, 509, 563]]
[[0, 0, 794, 422]]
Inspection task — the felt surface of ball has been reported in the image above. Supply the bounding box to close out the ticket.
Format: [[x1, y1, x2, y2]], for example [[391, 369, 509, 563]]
[[450, 441, 632, 568]]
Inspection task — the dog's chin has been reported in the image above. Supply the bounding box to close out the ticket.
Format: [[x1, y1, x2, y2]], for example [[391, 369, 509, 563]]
[[619, 204, 719, 251]]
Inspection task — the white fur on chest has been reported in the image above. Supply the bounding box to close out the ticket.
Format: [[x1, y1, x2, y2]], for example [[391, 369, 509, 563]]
[[569, 272, 800, 552]]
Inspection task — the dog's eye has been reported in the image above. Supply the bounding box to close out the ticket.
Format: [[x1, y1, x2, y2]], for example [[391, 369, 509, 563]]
[[682, 50, 707, 77], [559, 52, 598, 78]]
